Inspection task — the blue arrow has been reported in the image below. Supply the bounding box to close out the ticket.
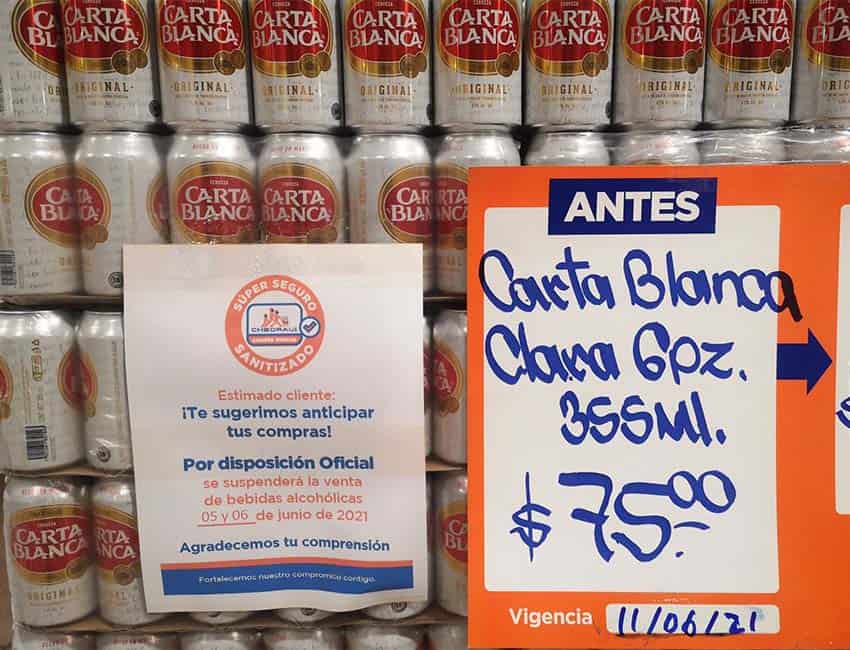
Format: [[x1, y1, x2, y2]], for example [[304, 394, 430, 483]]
[[776, 329, 832, 394]]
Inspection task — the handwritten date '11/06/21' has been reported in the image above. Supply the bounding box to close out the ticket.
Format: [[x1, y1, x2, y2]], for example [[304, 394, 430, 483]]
[[612, 605, 767, 636]]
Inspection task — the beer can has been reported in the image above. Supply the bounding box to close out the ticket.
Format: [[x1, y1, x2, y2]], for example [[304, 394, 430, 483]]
[[189, 611, 253, 624], [4, 477, 97, 626], [250, 0, 341, 130], [0, 0, 67, 128], [156, 0, 251, 128], [346, 134, 433, 291], [524, 0, 615, 128], [433, 309, 466, 464], [791, 0, 850, 123], [704, 0, 795, 124], [524, 131, 611, 165], [343, 0, 431, 129], [434, 0, 522, 127], [76, 131, 169, 294], [61, 0, 160, 126], [12, 628, 94, 650], [275, 607, 332, 623], [258, 133, 345, 243], [0, 310, 84, 471], [346, 627, 424, 650], [181, 633, 260, 650], [613, 0, 706, 127], [0, 132, 81, 294], [167, 133, 259, 243], [786, 126, 850, 161], [263, 628, 344, 650], [700, 128, 786, 163], [428, 624, 466, 650], [424, 316, 432, 456], [93, 478, 162, 626], [435, 133, 518, 294], [615, 130, 701, 164], [98, 634, 179, 650], [434, 471, 467, 616]]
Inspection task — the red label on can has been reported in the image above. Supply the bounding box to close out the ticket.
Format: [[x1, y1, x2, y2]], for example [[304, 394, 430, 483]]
[[11, 507, 92, 583], [158, 0, 247, 73], [62, 0, 149, 73], [147, 173, 170, 239], [261, 163, 339, 242], [424, 344, 431, 406], [346, 0, 428, 77], [528, 0, 611, 75], [623, 0, 705, 72], [438, 0, 520, 76], [94, 506, 140, 583], [25, 164, 79, 248], [436, 165, 467, 242], [12, 0, 65, 76], [805, 0, 850, 69], [252, 0, 333, 77], [0, 357, 12, 416], [378, 164, 432, 243], [58, 347, 85, 410], [434, 345, 463, 412], [440, 510, 468, 565], [709, 0, 793, 72], [76, 167, 112, 249]]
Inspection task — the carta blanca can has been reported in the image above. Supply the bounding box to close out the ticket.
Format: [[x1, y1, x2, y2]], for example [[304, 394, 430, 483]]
[[424, 316, 432, 455], [0, 310, 84, 471], [181, 633, 260, 650], [434, 0, 522, 126], [189, 611, 253, 624], [157, 0, 251, 128], [525, 0, 615, 127], [264, 628, 344, 650], [0, 0, 68, 128], [13, 629, 94, 650], [93, 478, 163, 626], [791, 0, 850, 122], [705, 0, 795, 124], [524, 130, 611, 164], [98, 634, 179, 650], [168, 133, 259, 244], [346, 627, 424, 650], [786, 125, 850, 160], [251, 0, 341, 129], [346, 134, 434, 291], [700, 127, 786, 162], [434, 471, 467, 616], [615, 129, 701, 163], [258, 133, 345, 243], [614, 0, 707, 126], [433, 309, 466, 463], [275, 608, 332, 623], [61, 0, 160, 126], [76, 131, 169, 295], [435, 132, 518, 295], [0, 132, 81, 294], [77, 311, 132, 471], [343, 0, 431, 129], [4, 477, 97, 626]]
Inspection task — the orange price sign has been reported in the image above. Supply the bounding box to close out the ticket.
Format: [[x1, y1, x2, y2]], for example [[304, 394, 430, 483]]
[[467, 165, 850, 649]]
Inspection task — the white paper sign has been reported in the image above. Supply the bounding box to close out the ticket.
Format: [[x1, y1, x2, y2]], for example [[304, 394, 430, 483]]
[[124, 244, 427, 613]]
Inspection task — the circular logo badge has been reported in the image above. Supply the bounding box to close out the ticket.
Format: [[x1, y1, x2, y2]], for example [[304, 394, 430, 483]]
[[225, 274, 325, 376]]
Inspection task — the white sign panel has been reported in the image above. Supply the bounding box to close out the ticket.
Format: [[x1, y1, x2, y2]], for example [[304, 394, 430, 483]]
[[124, 244, 427, 613]]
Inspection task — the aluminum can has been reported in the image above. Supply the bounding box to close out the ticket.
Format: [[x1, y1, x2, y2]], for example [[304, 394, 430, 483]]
[[0, 0, 67, 128], [435, 133, 518, 294], [93, 479, 161, 625], [156, 0, 251, 128], [0, 310, 83, 471], [4, 477, 96, 626], [613, 0, 706, 126], [424, 316, 432, 456], [346, 134, 433, 291], [433, 309, 466, 464], [263, 629, 344, 650], [524, 0, 614, 127], [250, 0, 340, 129], [61, 0, 160, 126], [258, 133, 345, 243], [98, 634, 179, 650], [791, 0, 850, 122], [346, 627, 424, 650], [343, 0, 431, 129], [275, 607, 332, 623], [77, 310, 131, 470], [434, 0, 522, 127], [189, 611, 253, 624], [167, 133, 258, 243], [704, 0, 795, 124], [786, 126, 850, 161], [76, 131, 169, 294], [615, 130, 701, 164], [0, 132, 80, 294], [700, 128, 786, 163], [13, 628, 94, 650], [428, 624, 466, 650], [434, 471, 467, 616], [525, 131, 610, 165], [182, 633, 259, 650]]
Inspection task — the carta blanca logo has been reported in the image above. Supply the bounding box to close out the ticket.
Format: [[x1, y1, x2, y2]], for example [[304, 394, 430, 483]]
[[548, 178, 718, 235]]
